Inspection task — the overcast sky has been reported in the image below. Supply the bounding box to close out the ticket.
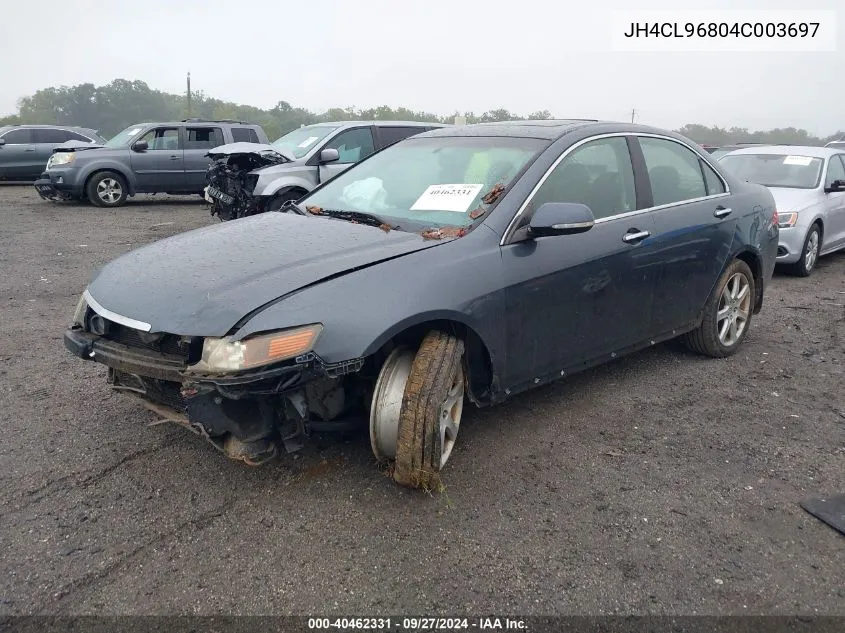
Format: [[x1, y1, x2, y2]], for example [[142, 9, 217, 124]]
[[2, 0, 842, 134]]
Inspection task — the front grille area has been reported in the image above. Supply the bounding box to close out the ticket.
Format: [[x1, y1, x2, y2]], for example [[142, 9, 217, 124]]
[[103, 322, 195, 361]]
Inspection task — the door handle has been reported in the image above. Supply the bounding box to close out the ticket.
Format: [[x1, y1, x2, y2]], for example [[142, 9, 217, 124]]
[[169, 155, 181, 160], [622, 230, 650, 243], [24, 148, 36, 152], [714, 206, 732, 218]]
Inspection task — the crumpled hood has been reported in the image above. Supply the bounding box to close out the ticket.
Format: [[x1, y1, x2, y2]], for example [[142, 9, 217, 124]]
[[51, 140, 104, 153], [767, 187, 821, 213], [86, 213, 445, 336], [206, 142, 294, 162]]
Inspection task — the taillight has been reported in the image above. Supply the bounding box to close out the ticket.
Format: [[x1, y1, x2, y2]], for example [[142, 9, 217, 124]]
[[771, 208, 778, 227]]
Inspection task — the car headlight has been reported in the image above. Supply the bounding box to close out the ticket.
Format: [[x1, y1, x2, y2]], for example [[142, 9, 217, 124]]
[[777, 212, 798, 228], [72, 294, 88, 326], [189, 324, 323, 373], [49, 152, 75, 168]]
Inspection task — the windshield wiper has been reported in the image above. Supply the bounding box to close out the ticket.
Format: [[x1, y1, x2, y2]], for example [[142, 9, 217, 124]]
[[307, 207, 397, 230], [278, 200, 307, 215]]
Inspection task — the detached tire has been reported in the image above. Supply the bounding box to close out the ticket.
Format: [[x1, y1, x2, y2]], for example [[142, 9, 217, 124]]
[[786, 223, 821, 277], [682, 259, 755, 358], [86, 171, 127, 208], [393, 331, 465, 490]]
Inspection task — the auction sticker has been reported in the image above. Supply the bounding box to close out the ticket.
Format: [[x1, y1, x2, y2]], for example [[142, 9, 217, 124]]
[[410, 184, 483, 212], [783, 155, 813, 166], [298, 136, 319, 148]]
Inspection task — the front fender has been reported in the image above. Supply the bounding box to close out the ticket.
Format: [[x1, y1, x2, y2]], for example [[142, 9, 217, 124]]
[[255, 175, 313, 198], [232, 230, 506, 374], [79, 160, 137, 194]]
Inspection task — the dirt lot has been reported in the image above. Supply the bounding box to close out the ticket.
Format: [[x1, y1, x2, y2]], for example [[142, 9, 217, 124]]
[[0, 183, 843, 616]]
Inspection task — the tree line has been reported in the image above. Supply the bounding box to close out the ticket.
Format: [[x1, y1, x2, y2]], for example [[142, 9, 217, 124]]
[[1, 78, 842, 146]]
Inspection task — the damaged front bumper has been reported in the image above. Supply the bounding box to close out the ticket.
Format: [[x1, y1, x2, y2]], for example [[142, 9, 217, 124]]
[[34, 172, 79, 201], [64, 327, 366, 464]]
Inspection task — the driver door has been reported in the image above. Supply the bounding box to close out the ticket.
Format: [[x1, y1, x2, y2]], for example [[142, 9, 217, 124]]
[[822, 154, 845, 250], [500, 135, 659, 392], [129, 126, 185, 191]]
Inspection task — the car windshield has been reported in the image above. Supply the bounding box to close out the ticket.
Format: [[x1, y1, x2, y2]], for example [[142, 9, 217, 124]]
[[104, 124, 147, 148], [301, 135, 547, 229], [718, 153, 823, 189], [272, 125, 338, 158]]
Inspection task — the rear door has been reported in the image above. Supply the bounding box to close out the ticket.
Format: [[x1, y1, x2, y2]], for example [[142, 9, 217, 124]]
[[633, 135, 735, 335], [129, 126, 184, 191], [317, 126, 376, 182], [184, 126, 224, 191], [0, 128, 37, 179], [822, 154, 845, 250]]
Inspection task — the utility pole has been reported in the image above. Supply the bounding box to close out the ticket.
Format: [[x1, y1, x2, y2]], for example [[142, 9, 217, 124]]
[[186, 72, 192, 118], [631, 108, 637, 123]]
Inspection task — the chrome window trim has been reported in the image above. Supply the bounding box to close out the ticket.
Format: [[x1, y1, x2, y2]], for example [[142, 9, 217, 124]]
[[501, 132, 732, 245], [83, 289, 152, 332]]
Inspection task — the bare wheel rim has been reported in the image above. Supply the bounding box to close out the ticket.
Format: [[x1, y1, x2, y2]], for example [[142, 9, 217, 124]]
[[369, 347, 415, 461], [716, 272, 751, 347], [439, 364, 464, 468], [96, 178, 122, 204], [804, 230, 819, 271]]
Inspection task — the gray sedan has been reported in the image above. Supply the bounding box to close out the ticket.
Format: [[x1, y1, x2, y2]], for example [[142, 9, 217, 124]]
[[719, 146, 845, 276]]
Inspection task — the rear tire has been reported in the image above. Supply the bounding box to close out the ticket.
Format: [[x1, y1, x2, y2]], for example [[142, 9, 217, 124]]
[[86, 171, 127, 208], [786, 223, 820, 277], [682, 259, 755, 358], [392, 331, 465, 490]]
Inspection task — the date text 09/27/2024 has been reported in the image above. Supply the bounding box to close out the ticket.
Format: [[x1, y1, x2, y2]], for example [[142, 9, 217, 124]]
[[307, 617, 527, 630], [622, 22, 820, 38]]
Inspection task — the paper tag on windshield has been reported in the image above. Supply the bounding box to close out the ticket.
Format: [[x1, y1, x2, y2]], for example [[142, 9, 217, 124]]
[[410, 184, 484, 212], [298, 136, 319, 148], [127, 128, 142, 137], [783, 155, 813, 166]]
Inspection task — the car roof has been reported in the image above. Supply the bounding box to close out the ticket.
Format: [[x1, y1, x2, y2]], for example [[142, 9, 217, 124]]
[[417, 119, 694, 141], [724, 145, 840, 159], [314, 120, 445, 128], [0, 124, 99, 133]]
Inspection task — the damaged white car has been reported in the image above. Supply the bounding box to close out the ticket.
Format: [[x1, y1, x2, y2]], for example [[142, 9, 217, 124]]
[[204, 121, 445, 220]]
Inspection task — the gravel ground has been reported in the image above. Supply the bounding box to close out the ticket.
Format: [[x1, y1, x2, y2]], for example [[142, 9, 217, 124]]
[[0, 184, 843, 616]]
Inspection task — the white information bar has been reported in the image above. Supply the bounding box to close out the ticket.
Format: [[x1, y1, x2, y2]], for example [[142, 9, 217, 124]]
[[611, 10, 837, 52]]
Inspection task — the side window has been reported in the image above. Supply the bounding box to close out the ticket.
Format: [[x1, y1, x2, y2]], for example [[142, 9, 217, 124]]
[[1, 128, 32, 144], [137, 127, 180, 151], [185, 127, 224, 150], [639, 137, 707, 206], [530, 136, 636, 220], [323, 127, 375, 164], [824, 155, 845, 187], [32, 128, 72, 144], [231, 127, 259, 143], [66, 131, 94, 142], [700, 160, 726, 195], [377, 127, 423, 148]]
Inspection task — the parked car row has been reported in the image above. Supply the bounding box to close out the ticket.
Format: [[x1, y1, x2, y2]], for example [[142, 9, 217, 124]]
[[62, 119, 781, 490]]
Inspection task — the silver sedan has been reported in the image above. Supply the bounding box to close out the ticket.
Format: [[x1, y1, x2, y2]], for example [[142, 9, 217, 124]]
[[719, 146, 845, 276]]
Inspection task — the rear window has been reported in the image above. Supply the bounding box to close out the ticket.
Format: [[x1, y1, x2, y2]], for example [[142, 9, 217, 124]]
[[186, 127, 224, 150], [231, 127, 260, 143]]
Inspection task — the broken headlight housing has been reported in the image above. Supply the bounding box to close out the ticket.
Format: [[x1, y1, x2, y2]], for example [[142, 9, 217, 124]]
[[189, 324, 323, 373]]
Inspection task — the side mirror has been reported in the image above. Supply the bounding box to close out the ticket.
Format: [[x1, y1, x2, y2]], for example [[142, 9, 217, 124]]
[[528, 202, 596, 237], [0, 138, 5, 146], [132, 140, 148, 152], [319, 148, 339, 163], [824, 179, 845, 193]]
